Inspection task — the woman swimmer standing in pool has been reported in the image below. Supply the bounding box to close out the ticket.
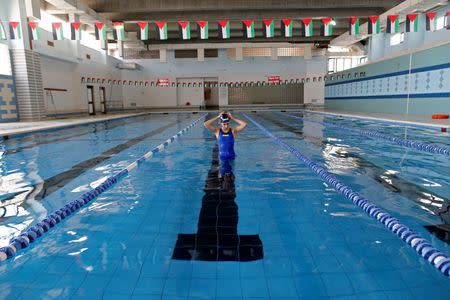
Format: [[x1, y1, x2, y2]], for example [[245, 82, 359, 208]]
[[204, 112, 247, 176]]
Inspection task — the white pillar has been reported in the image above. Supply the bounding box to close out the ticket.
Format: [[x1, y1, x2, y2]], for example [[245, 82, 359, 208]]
[[235, 47, 243, 61], [271, 47, 278, 61], [197, 48, 204, 62], [160, 48, 167, 63]]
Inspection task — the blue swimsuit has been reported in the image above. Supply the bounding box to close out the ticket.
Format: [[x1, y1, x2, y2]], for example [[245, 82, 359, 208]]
[[218, 129, 236, 160]]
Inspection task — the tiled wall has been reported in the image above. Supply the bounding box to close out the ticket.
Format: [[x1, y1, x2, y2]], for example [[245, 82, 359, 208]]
[[325, 43, 450, 115], [0, 74, 18, 122]]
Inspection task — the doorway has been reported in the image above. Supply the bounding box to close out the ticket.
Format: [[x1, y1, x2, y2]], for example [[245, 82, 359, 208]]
[[204, 77, 219, 109], [87, 85, 95, 115], [99, 86, 107, 114]]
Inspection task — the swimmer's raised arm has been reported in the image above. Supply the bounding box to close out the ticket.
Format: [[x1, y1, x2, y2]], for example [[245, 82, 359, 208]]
[[204, 113, 222, 132]]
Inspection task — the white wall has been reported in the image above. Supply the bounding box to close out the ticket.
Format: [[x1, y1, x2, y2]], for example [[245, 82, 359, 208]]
[[32, 26, 123, 114], [122, 49, 326, 108]]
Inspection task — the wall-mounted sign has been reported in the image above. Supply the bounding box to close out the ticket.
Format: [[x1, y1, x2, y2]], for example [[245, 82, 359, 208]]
[[157, 78, 170, 86], [267, 75, 281, 83]]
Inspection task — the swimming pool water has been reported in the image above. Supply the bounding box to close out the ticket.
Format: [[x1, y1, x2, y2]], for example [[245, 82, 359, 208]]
[[0, 111, 449, 299]]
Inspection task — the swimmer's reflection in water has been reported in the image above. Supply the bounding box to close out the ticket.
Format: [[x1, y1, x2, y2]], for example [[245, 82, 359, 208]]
[[172, 113, 263, 261]]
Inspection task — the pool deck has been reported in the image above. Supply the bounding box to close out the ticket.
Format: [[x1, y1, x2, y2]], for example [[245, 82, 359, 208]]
[[303, 108, 450, 129], [0, 110, 204, 137], [1, 108, 449, 138]]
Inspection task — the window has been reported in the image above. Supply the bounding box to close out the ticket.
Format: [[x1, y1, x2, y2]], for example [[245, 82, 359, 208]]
[[390, 32, 405, 46], [0, 43, 12, 75], [336, 58, 345, 72]]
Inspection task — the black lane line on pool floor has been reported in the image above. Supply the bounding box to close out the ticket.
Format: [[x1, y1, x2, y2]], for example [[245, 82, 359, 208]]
[[172, 144, 264, 261], [0, 115, 194, 220], [2, 114, 153, 155], [257, 112, 450, 242]]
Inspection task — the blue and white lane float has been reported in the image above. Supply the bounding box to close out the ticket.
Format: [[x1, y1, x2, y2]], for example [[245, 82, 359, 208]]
[[0, 114, 206, 262], [244, 113, 450, 278], [279, 112, 450, 157]]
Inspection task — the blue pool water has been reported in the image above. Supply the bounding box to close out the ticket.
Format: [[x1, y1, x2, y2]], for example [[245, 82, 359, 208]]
[[0, 111, 449, 299]]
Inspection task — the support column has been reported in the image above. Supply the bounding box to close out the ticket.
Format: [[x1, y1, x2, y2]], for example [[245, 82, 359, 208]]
[[270, 47, 278, 61], [304, 45, 312, 60], [197, 48, 204, 62], [8, 0, 46, 121], [11, 49, 46, 120], [235, 47, 243, 61], [160, 48, 167, 63]]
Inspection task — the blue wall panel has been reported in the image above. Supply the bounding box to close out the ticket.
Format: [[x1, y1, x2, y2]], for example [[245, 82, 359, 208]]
[[325, 43, 450, 115]]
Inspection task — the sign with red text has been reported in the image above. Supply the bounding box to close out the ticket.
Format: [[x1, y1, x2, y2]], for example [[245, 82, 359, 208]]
[[267, 75, 281, 83], [157, 78, 170, 86]]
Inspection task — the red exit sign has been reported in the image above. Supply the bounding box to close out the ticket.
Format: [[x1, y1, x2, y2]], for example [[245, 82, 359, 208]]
[[157, 78, 170, 86], [267, 76, 281, 83]]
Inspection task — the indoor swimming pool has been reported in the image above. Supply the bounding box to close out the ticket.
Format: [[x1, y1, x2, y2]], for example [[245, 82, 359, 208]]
[[0, 111, 449, 299]]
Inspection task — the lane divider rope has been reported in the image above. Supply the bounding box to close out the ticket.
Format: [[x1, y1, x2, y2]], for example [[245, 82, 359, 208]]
[[0, 114, 206, 262], [298, 109, 446, 131], [280, 112, 450, 157], [244, 113, 450, 278]]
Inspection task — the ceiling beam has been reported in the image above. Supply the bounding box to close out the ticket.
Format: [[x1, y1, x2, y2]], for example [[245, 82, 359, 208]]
[[85, 0, 402, 13], [99, 8, 386, 22]]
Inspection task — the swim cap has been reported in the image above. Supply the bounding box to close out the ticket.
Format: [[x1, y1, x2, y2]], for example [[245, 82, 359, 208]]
[[220, 114, 230, 123]]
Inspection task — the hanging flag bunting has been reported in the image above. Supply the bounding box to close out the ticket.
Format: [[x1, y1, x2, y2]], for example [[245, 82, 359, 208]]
[[95, 22, 107, 40], [386, 15, 399, 34], [406, 14, 419, 32], [137, 22, 149, 40], [368, 16, 380, 34], [321, 18, 333, 36], [218, 20, 230, 39], [9, 21, 21, 40], [301, 18, 313, 37], [446, 12, 450, 30], [349, 17, 360, 35], [113, 22, 125, 41], [425, 12, 437, 31], [281, 19, 293, 37], [0, 21, 6, 40], [28, 21, 40, 40], [263, 19, 275, 38], [52, 22, 64, 40], [156, 21, 168, 40], [243, 20, 255, 38], [197, 21, 209, 39], [70, 22, 82, 40], [178, 21, 191, 40]]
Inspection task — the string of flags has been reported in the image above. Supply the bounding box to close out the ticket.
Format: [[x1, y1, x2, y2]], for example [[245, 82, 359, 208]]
[[79, 71, 367, 87], [0, 13, 449, 42]]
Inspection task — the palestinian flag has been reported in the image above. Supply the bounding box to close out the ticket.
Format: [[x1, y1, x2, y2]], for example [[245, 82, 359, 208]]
[[243, 20, 255, 38], [218, 20, 230, 39], [0, 21, 6, 40], [386, 15, 399, 34], [349, 17, 360, 35], [321, 18, 333, 36], [113, 22, 125, 41], [263, 19, 274, 38], [178, 21, 191, 40], [156, 21, 168, 40], [9, 21, 21, 39], [281, 19, 293, 37], [406, 14, 419, 32], [446, 12, 450, 30], [368, 16, 380, 34], [137, 22, 149, 40], [301, 18, 313, 37], [95, 22, 107, 40], [197, 21, 208, 39], [70, 22, 82, 40], [52, 22, 64, 40], [425, 12, 437, 31], [28, 21, 40, 40]]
